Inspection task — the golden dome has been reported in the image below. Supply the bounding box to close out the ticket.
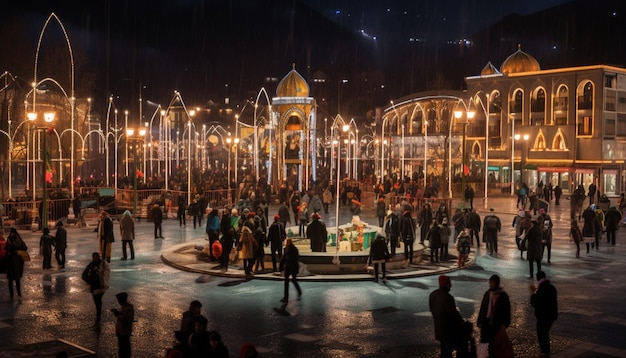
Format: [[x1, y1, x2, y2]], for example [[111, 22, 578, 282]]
[[481, 61, 500, 76], [276, 64, 310, 97], [500, 45, 540, 74]]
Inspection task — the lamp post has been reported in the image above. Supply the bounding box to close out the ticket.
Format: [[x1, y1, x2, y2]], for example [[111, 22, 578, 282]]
[[454, 101, 475, 203], [335, 124, 350, 254], [126, 128, 146, 215], [226, 134, 232, 201], [27, 111, 55, 229]]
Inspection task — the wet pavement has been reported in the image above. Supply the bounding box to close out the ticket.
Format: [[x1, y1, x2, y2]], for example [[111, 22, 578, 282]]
[[1, 195, 626, 357]]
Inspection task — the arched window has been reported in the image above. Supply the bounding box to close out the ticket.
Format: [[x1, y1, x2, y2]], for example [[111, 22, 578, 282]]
[[577, 81, 594, 136], [552, 130, 568, 150], [553, 85, 569, 125], [510, 89, 523, 113]]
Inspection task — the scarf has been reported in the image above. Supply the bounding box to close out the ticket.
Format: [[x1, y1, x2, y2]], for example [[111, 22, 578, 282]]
[[487, 288, 502, 323]]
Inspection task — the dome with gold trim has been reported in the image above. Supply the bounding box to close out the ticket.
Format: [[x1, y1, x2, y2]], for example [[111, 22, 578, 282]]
[[276, 64, 310, 97], [500, 45, 540, 74]]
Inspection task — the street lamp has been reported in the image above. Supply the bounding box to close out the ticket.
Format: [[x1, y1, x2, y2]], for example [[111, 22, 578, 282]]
[[226, 134, 232, 201], [126, 128, 146, 215], [454, 101, 475, 203], [27, 111, 55, 229], [335, 123, 350, 254]]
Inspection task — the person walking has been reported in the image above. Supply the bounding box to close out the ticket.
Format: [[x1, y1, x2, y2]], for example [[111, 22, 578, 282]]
[[429, 275, 465, 358], [97, 211, 114, 263], [219, 209, 234, 272], [581, 205, 596, 253], [529, 271, 558, 356], [477, 275, 511, 357], [119, 210, 135, 260], [322, 187, 332, 214], [54, 221, 67, 269], [440, 218, 452, 261], [237, 226, 258, 277], [205, 209, 221, 261], [482, 209, 501, 255], [526, 217, 544, 279], [268, 214, 286, 273], [110, 292, 134, 358], [151, 204, 164, 239], [383, 209, 400, 257], [604, 206, 621, 246], [82, 252, 110, 326], [5, 228, 27, 300], [455, 229, 471, 268], [465, 209, 481, 247], [39, 227, 54, 270], [569, 219, 582, 258], [376, 197, 386, 227], [464, 183, 475, 209], [400, 209, 416, 267], [368, 233, 390, 283], [538, 208, 553, 263], [280, 238, 302, 302], [417, 203, 433, 244], [426, 219, 442, 264], [177, 196, 187, 227]]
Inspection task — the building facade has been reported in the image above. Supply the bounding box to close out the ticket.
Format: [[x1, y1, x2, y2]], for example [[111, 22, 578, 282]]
[[383, 46, 626, 198]]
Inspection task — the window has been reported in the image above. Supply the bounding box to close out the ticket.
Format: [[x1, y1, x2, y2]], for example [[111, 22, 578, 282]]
[[617, 113, 626, 136], [606, 118, 616, 137], [605, 75, 616, 88], [577, 116, 593, 136]]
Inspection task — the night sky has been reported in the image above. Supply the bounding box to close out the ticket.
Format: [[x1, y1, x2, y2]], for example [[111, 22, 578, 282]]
[[0, 0, 620, 119]]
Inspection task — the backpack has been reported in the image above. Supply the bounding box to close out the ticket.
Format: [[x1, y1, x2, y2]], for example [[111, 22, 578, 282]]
[[211, 240, 223, 259], [485, 216, 499, 230]]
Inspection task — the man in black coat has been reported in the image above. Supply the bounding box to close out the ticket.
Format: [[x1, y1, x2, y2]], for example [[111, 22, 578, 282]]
[[429, 275, 464, 358], [280, 238, 302, 302], [604, 206, 621, 246], [530, 271, 558, 356], [306, 213, 327, 252], [54, 221, 67, 269], [482, 209, 501, 254], [465, 209, 481, 246], [151, 204, 163, 239], [267, 215, 286, 273]]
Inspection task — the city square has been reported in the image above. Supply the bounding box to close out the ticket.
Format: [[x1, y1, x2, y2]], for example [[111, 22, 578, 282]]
[[2, 2, 626, 357]]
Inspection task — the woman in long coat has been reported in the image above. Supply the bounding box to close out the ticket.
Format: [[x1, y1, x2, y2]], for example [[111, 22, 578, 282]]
[[237, 226, 258, 276], [6, 228, 27, 300], [525, 218, 544, 279]]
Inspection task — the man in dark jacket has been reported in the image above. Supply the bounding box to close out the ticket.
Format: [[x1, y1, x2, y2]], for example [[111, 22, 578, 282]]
[[384, 210, 400, 256], [368, 233, 390, 282], [151, 204, 163, 239], [97, 211, 115, 263], [526, 218, 544, 279], [280, 238, 302, 302], [219, 208, 233, 272], [306, 213, 328, 252], [429, 275, 464, 358], [54, 221, 67, 269], [268, 215, 286, 273], [604, 206, 621, 246], [465, 209, 481, 246], [530, 271, 558, 356], [400, 210, 416, 266], [417, 203, 433, 244], [482, 209, 501, 254]]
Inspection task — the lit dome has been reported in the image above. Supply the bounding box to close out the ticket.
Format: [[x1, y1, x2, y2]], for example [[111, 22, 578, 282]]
[[500, 45, 540, 74], [276, 64, 310, 97], [481, 61, 500, 76]]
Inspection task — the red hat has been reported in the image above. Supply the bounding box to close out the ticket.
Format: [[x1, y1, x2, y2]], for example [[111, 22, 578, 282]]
[[247, 212, 256, 218], [438, 275, 451, 287], [274, 214, 280, 221]]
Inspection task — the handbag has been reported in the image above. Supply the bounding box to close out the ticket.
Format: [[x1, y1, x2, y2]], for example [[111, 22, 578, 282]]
[[491, 326, 514, 358], [16, 250, 31, 262], [229, 248, 239, 264]]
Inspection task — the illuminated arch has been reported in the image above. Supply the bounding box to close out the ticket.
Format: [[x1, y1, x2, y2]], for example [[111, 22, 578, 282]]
[[552, 129, 568, 150], [534, 130, 546, 150]]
